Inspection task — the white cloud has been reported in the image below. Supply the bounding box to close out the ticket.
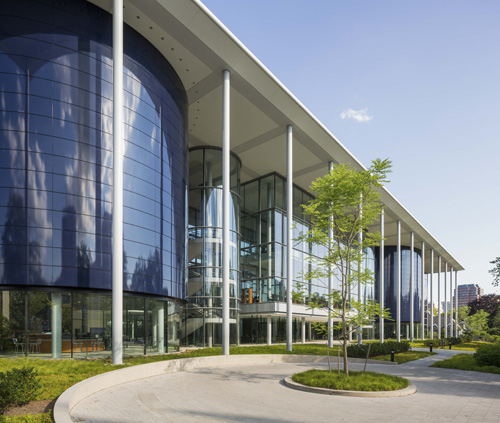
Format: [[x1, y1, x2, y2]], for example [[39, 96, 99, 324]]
[[340, 108, 373, 122]]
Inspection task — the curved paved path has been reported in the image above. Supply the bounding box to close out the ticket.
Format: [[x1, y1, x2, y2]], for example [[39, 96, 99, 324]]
[[71, 349, 500, 423]]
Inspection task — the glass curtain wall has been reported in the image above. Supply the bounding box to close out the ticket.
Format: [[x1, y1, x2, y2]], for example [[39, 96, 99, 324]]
[[184, 147, 241, 347], [240, 173, 375, 343], [240, 174, 337, 306], [241, 174, 329, 306], [240, 173, 335, 343]]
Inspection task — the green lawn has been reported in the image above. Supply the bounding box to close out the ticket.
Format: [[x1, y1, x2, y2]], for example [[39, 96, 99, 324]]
[[372, 351, 435, 364], [431, 353, 500, 375], [292, 369, 409, 391], [410, 340, 488, 351]]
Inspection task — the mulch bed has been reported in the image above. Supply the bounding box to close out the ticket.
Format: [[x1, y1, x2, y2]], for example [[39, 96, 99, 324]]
[[3, 399, 55, 416]]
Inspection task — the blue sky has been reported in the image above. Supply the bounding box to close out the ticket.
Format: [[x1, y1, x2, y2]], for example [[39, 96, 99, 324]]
[[202, 0, 500, 296]]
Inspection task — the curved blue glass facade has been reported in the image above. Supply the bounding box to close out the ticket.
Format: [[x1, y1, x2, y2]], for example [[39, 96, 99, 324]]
[[0, 0, 187, 298], [375, 246, 422, 323]]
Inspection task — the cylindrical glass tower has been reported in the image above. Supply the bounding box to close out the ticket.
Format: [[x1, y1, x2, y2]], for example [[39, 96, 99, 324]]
[[375, 246, 423, 339], [184, 147, 241, 346]]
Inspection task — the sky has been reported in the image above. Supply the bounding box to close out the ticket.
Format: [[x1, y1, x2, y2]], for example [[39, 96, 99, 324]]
[[202, 0, 500, 296]]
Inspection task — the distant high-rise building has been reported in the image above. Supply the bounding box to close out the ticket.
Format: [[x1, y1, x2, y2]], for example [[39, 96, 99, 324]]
[[454, 284, 483, 308]]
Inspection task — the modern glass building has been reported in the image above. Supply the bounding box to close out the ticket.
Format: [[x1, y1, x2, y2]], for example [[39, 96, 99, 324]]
[[0, 0, 463, 358]]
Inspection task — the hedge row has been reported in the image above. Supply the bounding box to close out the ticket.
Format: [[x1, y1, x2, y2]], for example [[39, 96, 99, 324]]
[[346, 341, 411, 358], [422, 337, 462, 347]]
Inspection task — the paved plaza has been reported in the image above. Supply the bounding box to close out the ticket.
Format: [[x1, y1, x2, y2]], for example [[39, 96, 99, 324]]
[[71, 349, 500, 423]]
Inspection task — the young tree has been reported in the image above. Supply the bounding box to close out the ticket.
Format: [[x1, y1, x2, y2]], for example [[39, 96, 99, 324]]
[[295, 159, 392, 376], [465, 309, 489, 340]]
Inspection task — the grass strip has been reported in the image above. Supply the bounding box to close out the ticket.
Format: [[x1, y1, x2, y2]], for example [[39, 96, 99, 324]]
[[431, 353, 500, 375], [292, 369, 409, 391], [0, 412, 52, 423], [372, 351, 435, 364]]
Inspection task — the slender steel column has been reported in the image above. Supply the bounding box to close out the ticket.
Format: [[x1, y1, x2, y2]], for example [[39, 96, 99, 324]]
[[396, 220, 401, 342], [455, 270, 458, 336], [51, 293, 62, 359], [222, 69, 231, 355], [157, 303, 165, 353], [328, 161, 334, 349], [357, 201, 363, 346], [450, 266, 454, 337], [437, 255, 441, 339], [112, 0, 124, 365], [267, 316, 272, 346], [286, 125, 293, 352], [301, 317, 306, 344], [420, 242, 425, 339], [430, 249, 434, 340], [379, 209, 384, 343], [444, 262, 448, 338], [410, 232, 414, 341]]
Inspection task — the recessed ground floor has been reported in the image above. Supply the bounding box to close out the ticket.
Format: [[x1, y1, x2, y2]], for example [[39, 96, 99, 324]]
[[0, 288, 426, 358]]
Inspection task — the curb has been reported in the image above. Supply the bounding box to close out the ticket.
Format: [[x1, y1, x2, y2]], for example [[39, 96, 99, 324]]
[[283, 377, 417, 397], [53, 354, 396, 423]]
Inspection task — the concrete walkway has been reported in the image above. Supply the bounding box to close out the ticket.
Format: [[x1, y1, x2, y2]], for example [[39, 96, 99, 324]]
[[70, 349, 500, 423]]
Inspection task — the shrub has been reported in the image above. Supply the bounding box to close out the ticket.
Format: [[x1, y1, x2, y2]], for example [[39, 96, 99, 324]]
[[346, 341, 410, 358], [0, 367, 41, 411], [474, 344, 500, 367], [484, 334, 500, 343]]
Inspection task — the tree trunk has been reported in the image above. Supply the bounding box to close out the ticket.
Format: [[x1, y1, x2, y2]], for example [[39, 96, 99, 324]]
[[342, 284, 349, 376]]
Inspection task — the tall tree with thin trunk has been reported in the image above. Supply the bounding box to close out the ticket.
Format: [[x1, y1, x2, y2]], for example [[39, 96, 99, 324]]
[[295, 159, 392, 376]]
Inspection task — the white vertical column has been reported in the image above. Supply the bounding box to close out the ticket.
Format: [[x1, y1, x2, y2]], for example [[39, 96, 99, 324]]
[[437, 255, 441, 339], [396, 220, 401, 342], [157, 303, 165, 353], [444, 262, 448, 338], [420, 242, 425, 339], [455, 270, 458, 337], [430, 249, 434, 340], [222, 69, 231, 356], [379, 209, 384, 343], [286, 125, 293, 352], [51, 293, 62, 359], [410, 232, 414, 341], [301, 317, 306, 344], [328, 161, 334, 349], [450, 266, 453, 337], [112, 0, 124, 365], [357, 202, 363, 346], [267, 183, 273, 301], [267, 316, 272, 346]]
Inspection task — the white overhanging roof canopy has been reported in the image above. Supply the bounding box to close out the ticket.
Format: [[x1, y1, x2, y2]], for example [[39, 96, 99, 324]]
[[90, 0, 464, 273]]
